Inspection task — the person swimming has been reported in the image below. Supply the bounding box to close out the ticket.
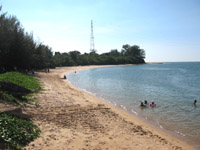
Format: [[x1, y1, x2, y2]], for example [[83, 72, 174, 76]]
[[140, 102, 146, 107], [193, 100, 197, 105], [149, 102, 156, 107], [144, 100, 148, 105]]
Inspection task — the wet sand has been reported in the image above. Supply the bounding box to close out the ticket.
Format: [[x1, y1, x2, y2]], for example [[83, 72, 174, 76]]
[[23, 66, 196, 150]]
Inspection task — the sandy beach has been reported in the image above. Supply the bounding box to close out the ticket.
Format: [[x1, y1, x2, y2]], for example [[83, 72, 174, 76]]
[[22, 66, 196, 150]]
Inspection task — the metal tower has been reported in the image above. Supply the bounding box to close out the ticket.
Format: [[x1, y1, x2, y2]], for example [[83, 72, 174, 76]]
[[90, 20, 95, 52]]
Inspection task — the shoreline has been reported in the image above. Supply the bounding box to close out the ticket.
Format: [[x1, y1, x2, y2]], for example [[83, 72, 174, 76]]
[[24, 65, 196, 150], [65, 65, 197, 149], [146, 62, 164, 64]]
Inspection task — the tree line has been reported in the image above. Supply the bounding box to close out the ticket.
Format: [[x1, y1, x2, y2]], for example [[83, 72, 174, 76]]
[[0, 6, 145, 72], [54, 45, 145, 67], [0, 6, 54, 72]]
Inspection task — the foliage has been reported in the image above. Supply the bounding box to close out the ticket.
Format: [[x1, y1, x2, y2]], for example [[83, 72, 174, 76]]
[[0, 72, 41, 105], [0, 7, 54, 72], [0, 113, 40, 150], [0, 6, 146, 70], [53, 44, 146, 66], [0, 91, 18, 103], [0, 72, 40, 90]]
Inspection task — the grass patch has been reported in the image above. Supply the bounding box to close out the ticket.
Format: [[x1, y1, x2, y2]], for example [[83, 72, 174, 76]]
[[0, 91, 19, 103], [0, 72, 41, 149], [0, 72, 41, 105], [0, 72, 40, 91], [0, 113, 41, 150]]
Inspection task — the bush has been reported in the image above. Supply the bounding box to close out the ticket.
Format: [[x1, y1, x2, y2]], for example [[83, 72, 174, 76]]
[[0, 113, 40, 149]]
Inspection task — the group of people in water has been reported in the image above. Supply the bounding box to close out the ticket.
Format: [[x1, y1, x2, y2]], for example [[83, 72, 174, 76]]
[[140, 100, 156, 108], [141, 99, 198, 108]]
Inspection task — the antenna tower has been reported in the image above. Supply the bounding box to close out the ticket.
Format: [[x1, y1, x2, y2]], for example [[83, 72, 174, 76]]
[[90, 20, 95, 52]]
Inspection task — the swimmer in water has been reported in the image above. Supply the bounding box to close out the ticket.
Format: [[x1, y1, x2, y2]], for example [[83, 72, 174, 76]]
[[144, 100, 148, 105], [149, 102, 156, 107], [140, 102, 146, 107], [193, 100, 197, 105]]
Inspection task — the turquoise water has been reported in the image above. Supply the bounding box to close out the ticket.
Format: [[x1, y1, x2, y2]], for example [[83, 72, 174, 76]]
[[67, 62, 200, 148]]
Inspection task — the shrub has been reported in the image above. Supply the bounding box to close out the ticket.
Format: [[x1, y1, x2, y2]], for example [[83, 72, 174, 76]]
[[0, 113, 40, 149]]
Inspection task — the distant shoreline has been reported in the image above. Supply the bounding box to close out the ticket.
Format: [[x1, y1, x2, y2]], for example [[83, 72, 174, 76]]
[[146, 62, 164, 64]]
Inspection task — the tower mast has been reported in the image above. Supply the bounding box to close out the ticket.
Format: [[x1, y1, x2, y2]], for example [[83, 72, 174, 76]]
[[90, 20, 95, 52]]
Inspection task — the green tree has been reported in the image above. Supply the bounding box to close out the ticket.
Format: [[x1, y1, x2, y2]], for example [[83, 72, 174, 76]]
[[0, 6, 55, 71], [121, 44, 145, 64], [32, 44, 54, 69], [68, 50, 81, 65]]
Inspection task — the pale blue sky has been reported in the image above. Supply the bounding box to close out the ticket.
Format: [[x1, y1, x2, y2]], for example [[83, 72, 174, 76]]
[[1, 0, 200, 62]]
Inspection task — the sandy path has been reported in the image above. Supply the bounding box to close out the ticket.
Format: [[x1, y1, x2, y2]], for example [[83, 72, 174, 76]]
[[23, 66, 195, 150]]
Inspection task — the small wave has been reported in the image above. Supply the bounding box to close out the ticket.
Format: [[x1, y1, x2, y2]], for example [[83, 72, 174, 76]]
[[131, 110, 138, 115], [113, 102, 117, 106], [67, 79, 71, 84], [120, 105, 127, 110], [107, 101, 112, 104], [176, 131, 186, 137]]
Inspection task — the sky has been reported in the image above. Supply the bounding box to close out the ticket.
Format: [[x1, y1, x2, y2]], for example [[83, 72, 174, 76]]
[[1, 0, 200, 62]]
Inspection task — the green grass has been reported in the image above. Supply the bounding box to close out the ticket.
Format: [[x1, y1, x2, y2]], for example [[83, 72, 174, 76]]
[[0, 72, 40, 90], [0, 113, 41, 150], [0, 91, 18, 103], [0, 72, 41, 149], [0, 72, 41, 105]]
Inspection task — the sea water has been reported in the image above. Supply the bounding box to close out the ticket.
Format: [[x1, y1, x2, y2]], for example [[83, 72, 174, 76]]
[[67, 62, 200, 148]]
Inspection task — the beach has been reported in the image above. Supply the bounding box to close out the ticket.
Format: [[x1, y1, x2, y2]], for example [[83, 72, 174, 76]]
[[23, 66, 196, 150]]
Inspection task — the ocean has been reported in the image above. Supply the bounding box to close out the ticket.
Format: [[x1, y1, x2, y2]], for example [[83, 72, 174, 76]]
[[67, 62, 200, 148]]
